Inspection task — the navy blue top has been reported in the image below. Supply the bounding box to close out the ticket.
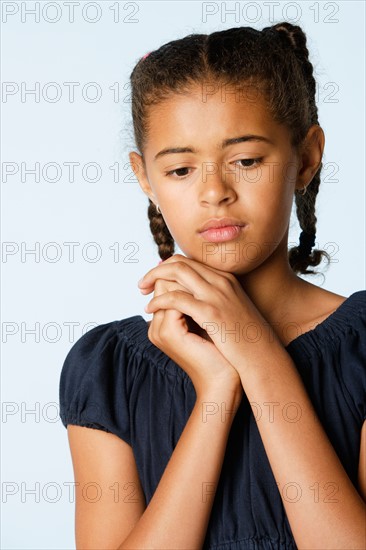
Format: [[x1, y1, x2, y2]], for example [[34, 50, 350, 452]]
[[59, 290, 366, 549]]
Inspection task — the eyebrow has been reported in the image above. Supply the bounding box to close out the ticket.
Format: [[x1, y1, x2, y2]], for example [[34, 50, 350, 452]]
[[153, 134, 273, 162]]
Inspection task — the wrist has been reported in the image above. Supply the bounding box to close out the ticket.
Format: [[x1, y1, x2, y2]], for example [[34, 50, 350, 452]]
[[195, 383, 243, 415], [234, 340, 287, 383]]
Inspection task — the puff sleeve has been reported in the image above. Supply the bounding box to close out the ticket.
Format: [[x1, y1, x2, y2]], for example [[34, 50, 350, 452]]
[[59, 321, 132, 446], [338, 302, 366, 425]]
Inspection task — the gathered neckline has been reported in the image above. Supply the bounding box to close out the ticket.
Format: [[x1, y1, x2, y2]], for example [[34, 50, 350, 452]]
[[283, 289, 365, 350], [131, 290, 365, 354]]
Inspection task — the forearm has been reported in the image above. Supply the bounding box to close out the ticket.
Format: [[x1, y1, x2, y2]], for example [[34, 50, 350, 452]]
[[118, 386, 241, 550], [237, 342, 366, 549]]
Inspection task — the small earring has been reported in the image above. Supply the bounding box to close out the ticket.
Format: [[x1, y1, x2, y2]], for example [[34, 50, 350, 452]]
[[299, 186, 307, 196], [156, 204, 161, 214]]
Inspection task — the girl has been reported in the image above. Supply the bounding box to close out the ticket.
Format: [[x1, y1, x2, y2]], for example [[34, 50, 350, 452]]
[[59, 22, 366, 549]]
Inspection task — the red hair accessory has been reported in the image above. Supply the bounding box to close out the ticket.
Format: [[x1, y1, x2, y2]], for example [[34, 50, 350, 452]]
[[142, 51, 151, 60]]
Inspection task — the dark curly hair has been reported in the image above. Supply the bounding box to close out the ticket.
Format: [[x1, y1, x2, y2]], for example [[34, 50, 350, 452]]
[[129, 22, 331, 274]]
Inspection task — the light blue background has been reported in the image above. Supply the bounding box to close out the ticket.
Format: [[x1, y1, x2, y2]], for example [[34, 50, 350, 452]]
[[1, 1, 365, 548]]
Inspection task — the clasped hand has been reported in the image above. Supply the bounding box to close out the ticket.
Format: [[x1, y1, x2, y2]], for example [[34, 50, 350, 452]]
[[137, 254, 276, 398]]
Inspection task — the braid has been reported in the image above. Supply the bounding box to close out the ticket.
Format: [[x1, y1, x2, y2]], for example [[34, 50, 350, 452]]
[[269, 22, 330, 275], [147, 199, 175, 261], [290, 169, 329, 274]]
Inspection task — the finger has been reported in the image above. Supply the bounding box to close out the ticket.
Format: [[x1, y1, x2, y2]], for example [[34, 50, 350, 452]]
[[148, 281, 189, 330], [161, 253, 236, 280], [139, 260, 231, 302], [146, 280, 191, 338], [145, 290, 210, 325], [160, 308, 187, 335], [141, 279, 192, 297], [138, 254, 235, 290], [148, 306, 187, 346]]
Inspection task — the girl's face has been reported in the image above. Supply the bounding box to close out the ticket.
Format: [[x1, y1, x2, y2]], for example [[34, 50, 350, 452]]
[[130, 83, 323, 276]]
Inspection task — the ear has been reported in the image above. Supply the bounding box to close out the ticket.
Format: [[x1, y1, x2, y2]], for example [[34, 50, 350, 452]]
[[295, 125, 325, 192], [129, 151, 158, 205]]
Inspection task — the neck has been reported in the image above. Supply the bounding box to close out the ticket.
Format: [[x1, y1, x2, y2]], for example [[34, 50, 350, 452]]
[[235, 232, 307, 327]]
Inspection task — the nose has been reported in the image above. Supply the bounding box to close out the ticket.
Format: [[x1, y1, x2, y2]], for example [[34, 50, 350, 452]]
[[197, 162, 237, 207]]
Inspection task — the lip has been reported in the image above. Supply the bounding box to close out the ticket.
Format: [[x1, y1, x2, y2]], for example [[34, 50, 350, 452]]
[[198, 217, 246, 233], [198, 225, 246, 242]]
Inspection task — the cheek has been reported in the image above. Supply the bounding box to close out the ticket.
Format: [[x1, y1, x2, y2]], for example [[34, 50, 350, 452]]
[[160, 209, 191, 246], [249, 185, 293, 235], [160, 215, 177, 240], [155, 180, 200, 249]]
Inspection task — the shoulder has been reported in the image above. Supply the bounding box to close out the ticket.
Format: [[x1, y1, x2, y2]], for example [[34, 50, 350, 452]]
[[58, 315, 157, 444], [287, 289, 366, 352], [331, 290, 366, 423], [319, 289, 366, 342], [60, 315, 159, 366], [58, 314, 189, 443], [59, 315, 146, 386], [287, 289, 366, 423]]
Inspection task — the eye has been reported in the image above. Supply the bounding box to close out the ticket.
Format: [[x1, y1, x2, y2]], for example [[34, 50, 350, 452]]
[[233, 157, 263, 169], [164, 158, 263, 179], [164, 167, 191, 179]]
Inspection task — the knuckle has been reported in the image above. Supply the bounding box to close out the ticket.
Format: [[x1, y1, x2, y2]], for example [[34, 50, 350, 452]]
[[176, 260, 189, 274], [167, 291, 177, 302], [149, 324, 162, 347], [159, 325, 170, 341], [204, 303, 217, 321], [226, 272, 236, 283], [154, 278, 165, 292], [147, 325, 156, 344], [218, 276, 233, 292]]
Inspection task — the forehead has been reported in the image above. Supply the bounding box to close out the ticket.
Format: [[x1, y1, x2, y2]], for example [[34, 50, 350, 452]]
[[148, 82, 270, 122], [144, 82, 279, 149]]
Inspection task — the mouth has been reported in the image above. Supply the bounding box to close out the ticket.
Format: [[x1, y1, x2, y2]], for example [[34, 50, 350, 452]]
[[197, 217, 247, 242], [198, 224, 247, 242]]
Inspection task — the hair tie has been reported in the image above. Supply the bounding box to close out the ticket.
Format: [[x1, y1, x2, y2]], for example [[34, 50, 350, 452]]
[[298, 230, 316, 257], [142, 51, 152, 60]]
